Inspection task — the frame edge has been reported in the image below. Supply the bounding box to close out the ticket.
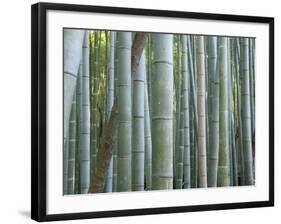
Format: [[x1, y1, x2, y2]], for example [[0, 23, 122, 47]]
[[31, 2, 275, 221]]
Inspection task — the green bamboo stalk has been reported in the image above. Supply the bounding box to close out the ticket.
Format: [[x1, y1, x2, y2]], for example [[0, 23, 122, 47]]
[[187, 36, 198, 133], [79, 31, 90, 194], [240, 38, 254, 185], [231, 113, 238, 186], [175, 35, 183, 189], [235, 39, 245, 185], [182, 35, 191, 189], [147, 34, 152, 115], [75, 62, 82, 194], [144, 67, 152, 190], [117, 32, 132, 192], [112, 33, 119, 192], [207, 36, 219, 187], [187, 36, 198, 188], [228, 39, 234, 186], [90, 32, 99, 181], [63, 136, 69, 194], [151, 34, 173, 190], [104, 31, 115, 193], [132, 48, 145, 191], [196, 36, 207, 188], [217, 37, 230, 187], [249, 38, 255, 136], [190, 103, 195, 188], [176, 90, 184, 189], [205, 39, 210, 161], [67, 90, 77, 194], [230, 39, 238, 186]]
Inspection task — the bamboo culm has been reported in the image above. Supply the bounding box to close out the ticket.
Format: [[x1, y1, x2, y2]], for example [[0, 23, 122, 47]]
[[117, 32, 132, 192], [79, 31, 90, 193], [151, 34, 174, 190]]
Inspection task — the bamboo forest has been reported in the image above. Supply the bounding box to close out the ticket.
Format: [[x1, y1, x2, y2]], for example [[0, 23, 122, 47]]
[[63, 29, 255, 195]]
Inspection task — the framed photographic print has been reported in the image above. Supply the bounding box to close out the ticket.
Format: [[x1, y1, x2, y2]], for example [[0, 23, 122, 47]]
[[31, 2, 274, 222]]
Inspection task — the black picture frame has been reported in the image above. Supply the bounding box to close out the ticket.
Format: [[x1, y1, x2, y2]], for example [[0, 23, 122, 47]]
[[31, 2, 274, 222]]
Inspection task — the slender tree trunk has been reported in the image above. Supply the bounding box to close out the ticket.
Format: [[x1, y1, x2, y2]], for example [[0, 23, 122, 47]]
[[240, 38, 254, 185], [207, 36, 219, 187], [196, 36, 207, 188], [151, 34, 174, 190], [217, 37, 230, 187]]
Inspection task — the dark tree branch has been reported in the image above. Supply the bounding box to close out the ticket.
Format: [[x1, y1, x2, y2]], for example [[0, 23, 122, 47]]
[[89, 32, 148, 193], [89, 103, 118, 193], [132, 32, 148, 77]]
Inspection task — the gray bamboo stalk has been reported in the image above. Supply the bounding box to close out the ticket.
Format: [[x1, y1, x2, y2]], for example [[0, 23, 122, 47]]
[[182, 35, 191, 189], [132, 49, 145, 191], [64, 29, 84, 164], [207, 36, 219, 187], [249, 38, 255, 136], [151, 34, 173, 190], [190, 104, 196, 187], [196, 36, 207, 188], [240, 38, 254, 185], [67, 91, 77, 194], [235, 39, 245, 185], [230, 39, 238, 186], [228, 39, 234, 186], [104, 31, 115, 192], [217, 37, 230, 187], [117, 32, 132, 192], [63, 137, 69, 194], [147, 34, 152, 115], [231, 113, 238, 186], [79, 31, 90, 193], [144, 68, 152, 190]]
